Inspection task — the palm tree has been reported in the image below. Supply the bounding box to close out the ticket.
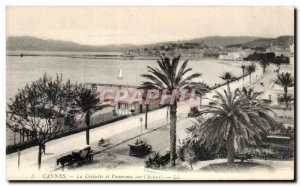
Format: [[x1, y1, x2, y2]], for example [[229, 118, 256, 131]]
[[276, 63, 281, 74], [239, 87, 262, 101], [274, 72, 294, 108], [241, 65, 246, 85], [190, 86, 276, 167], [193, 82, 210, 108], [246, 63, 256, 83], [259, 60, 270, 74], [75, 85, 100, 145], [277, 95, 294, 109], [140, 55, 202, 166], [219, 72, 236, 87]]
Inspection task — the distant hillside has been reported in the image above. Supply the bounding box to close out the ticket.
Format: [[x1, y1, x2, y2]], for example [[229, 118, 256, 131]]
[[237, 35, 294, 50], [7, 35, 294, 53], [188, 36, 263, 47], [6, 36, 136, 52]]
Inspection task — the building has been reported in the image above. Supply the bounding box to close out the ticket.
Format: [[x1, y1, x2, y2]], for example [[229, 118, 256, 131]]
[[219, 49, 254, 61], [266, 42, 293, 57]]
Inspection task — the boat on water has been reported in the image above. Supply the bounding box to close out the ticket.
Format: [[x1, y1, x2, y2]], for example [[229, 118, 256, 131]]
[[118, 69, 123, 79], [124, 50, 134, 59]]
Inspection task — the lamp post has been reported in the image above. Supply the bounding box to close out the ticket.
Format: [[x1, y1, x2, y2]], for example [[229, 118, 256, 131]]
[[15, 125, 21, 170], [139, 117, 143, 140], [142, 89, 149, 129], [145, 100, 149, 130], [14, 124, 17, 145]]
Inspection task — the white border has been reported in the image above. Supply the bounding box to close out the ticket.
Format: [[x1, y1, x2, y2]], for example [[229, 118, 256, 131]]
[[0, 1, 298, 186]]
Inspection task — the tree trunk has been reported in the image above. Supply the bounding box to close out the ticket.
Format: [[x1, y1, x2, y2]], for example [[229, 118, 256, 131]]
[[38, 144, 43, 170], [139, 104, 143, 113], [242, 72, 244, 85], [226, 127, 235, 167], [169, 102, 177, 167], [190, 163, 193, 170], [263, 66, 266, 74], [249, 73, 252, 83], [284, 87, 288, 109], [85, 112, 90, 145], [199, 95, 202, 108], [166, 106, 169, 123], [284, 87, 288, 99]]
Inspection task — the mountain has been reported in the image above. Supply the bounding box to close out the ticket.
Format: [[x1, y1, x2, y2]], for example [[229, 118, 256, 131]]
[[237, 35, 294, 49], [7, 35, 294, 53], [188, 36, 264, 47], [6, 36, 136, 52]]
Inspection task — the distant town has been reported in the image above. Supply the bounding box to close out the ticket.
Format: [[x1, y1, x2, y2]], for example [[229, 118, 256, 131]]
[[7, 35, 294, 65], [126, 36, 294, 64]]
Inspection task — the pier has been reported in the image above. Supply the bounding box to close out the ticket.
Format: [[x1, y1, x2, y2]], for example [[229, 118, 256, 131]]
[[85, 83, 139, 89]]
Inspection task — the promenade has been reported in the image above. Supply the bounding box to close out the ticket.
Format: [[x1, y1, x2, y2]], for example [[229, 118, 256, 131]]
[[7, 64, 269, 177]]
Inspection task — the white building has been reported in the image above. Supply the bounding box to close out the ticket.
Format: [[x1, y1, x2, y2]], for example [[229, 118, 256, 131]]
[[267, 40, 294, 57], [219, 49, 254, 61]]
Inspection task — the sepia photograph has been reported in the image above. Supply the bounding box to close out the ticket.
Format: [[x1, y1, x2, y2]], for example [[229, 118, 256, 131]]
[[5, 6, 295, 181]]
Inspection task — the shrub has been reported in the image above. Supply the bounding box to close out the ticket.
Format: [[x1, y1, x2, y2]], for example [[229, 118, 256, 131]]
[[264, 143, 294, 160], [178, 146, 197, 169], [6, 140, 38, 154], [145, 151, 176, 169], [249, 142, 294, 160], [178, 141, 219, 161]]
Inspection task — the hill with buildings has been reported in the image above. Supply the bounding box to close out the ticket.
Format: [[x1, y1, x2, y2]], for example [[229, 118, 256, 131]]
[[131, 35, 294, 59], [189, 36, 263, 47]]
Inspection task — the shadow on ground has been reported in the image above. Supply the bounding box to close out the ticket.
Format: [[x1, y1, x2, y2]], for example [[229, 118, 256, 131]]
[[200, 161, 275, 172]]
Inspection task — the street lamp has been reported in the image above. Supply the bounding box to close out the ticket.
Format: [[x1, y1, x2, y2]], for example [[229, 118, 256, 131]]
[[14, 124, 17, 145], [139, 117, 143, 140], [14, 125, 21, 170], [145, 100, 149, 130], [144, 89, 150, 130]]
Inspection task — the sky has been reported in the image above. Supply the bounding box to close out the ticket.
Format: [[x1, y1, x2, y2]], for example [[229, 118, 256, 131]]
[[6, 7, 294, 46]]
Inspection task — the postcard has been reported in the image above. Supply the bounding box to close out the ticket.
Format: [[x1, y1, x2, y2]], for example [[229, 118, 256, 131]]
[[6, 6, 295, 181]]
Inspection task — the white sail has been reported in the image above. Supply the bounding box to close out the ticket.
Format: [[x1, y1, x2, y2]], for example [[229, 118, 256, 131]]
[[118, 69, 123, 79]]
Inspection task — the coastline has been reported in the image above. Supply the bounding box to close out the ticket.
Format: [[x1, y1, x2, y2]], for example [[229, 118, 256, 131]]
[[7, 53, 217, 61]]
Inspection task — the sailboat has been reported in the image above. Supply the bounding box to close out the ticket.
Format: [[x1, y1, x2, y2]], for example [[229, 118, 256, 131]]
[[118, 69, 123, 79]]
